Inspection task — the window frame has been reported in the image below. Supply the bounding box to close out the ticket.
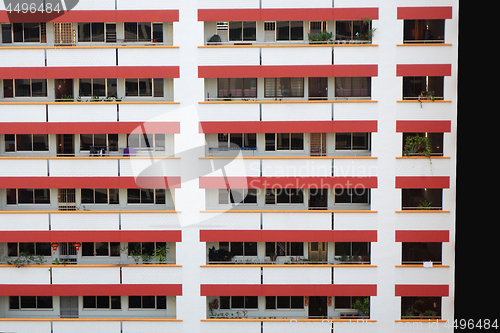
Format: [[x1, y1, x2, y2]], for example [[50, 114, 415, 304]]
[[216, 78, 257, 99], [126, 133, 166, 151], [7, 242, 51, 257], [79, 134, 119, 152], [78, 78, 118, 98], [4, 134, 49, 152], [265, 242, 304, 257], [80, 188, 120, 205], [265, 188, 304, 205], [265, 296, 304, 310], [226, 21, 256, 42], [218, 241, 257, 257], [3, 79, 48, 98], [6, 188, 51, 205], [264, 133, 304, 152], [334, 132, 370, 151], [264, 77, 304, 98], [81, 242, 120, 257], [126, 188, 166, 205], [219, 296, 258, 310], [1, 23, 46, 44], [217, 133, 257, 149], [218, 188, 258, 205], [128, 296, 167, 310], [275, 21, 304, 41], [334, 188, 370, 205], [124, 78, 164, 98], [83, 296, 122, 310], [9, 296, 53, 310]]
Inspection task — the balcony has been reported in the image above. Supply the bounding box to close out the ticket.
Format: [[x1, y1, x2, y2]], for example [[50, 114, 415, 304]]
[[204, 295, 372, 320], [204, 241, 371, 265], [201, 17, 376, 46]]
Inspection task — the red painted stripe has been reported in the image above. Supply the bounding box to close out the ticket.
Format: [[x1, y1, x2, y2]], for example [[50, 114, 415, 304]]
[[0, 230, 182, 243], [396, 64, 451, 77], [395, 230, 449, 243], [395, 176, 449, 189], [200, 230, 377, 242], [0, 66, 180, 79], [200, 284, 377, 296], [197, 8, 378, 21], [395, 284, 449, 297], [396, 121, 451, 133], [0, 122, 180, 135], [397, 7, 452, 20], [199, 121, 378, 134], [0, 177, 181, 189], [0, 284, 182, 296], [199, 176, 377, 189], [198, 65, 377, 78], [0, 10, 179, 23]]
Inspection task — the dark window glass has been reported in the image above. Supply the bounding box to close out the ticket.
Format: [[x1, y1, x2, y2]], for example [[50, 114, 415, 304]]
[[290, 21, 303, 40], [245, 242, 257, 256], [6, 189, 17, 205], [127, 189, 141, 204], [291, 296, 304, 309], [110, 242, 120, 257], [402, 242, 442, 263], [220, 296, 230, 309], [245, 296, 258, 309], [2, 24, 12, 43], [92, 23, 105, 42], [265, 189, 276, 204], [36, 243, 51, 256], [31, 79, 47, 97], [277, 296, 290, 309], [82, 242, 94, 256], [94, 188, 108, 204], [81, 189, 94, 203], [231, 242, 243, 256], [142, 296, 156, 309], [156, 296, 167, 309], [125, 78, 138, 96], [290, 189, 304, 204], [276, 21, 290, 40], [335, 296, 351, 309], [108, 189, 119, 204], [290, 242, 303, 256], [79, 79, 92, 96], [3, 79, 13, 98], [111, 296, 121, 309], [154, 78, 163, 97], [404, 19, 445, 43], [18, 189, 34, 204], [128, 296, 141, 308], [15, 79, 31, 97], [335, 133, 351, 150], [124, 22, 138, 41], [13, 23, 23, 43], [265, 133, 275, 151], [265, 242, 275, 256], [23, 23, 40, 42], [9, 296, 19, 309], [353, 133, 369, 150], [152, 23, 163, 43], [106, 23, 116, 43], [93, 78, 106, 96], [231, 296, 244, 309], [34, 189, 50, 204], [19, 242, 35, 255], [139, 78, 152, 96], [137, 23, 151, 41], [141, 188, 155, 204], [107, 78, 117, 98], [97, 295, 110, 308], [277, 133, 290, 150], [95, 242, 109, 256], [243, 21, 256, 41], [32, 134, 48, 151], [108, 134, 119, 152], [265, 296, 276, 309], [335, 242, 350, 256], [36, 296, 54, 309], [20, 296, 37, 309], [229, 21, 242, 41], [78, 23, 91, 42]]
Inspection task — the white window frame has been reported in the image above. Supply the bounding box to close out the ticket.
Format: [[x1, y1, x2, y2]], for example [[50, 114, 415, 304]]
[[9, 296, 53, 310], [126, 188, 166, 205], [4, 134, 49, 152], [80, 188, 120, 205], [128, 296, 167, 310], [218, 188, 258, 205], [126, 133, 166, 151], [1, 23, 46, 44], [82, 296, 121, 310], [6, 188, 51, 205], [81, 242, 121, 257]]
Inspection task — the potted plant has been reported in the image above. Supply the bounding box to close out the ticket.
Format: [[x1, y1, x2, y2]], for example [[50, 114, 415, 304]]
[[403, 135, 432, 158], [308, 31, 333, 44], [418, 90, 435, 108]]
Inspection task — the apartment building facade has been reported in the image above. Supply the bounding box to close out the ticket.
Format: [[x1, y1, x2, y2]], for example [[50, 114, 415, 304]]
[[0, 0, 458, 332]]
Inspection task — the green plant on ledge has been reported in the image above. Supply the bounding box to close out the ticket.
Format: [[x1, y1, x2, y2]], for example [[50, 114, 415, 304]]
[[418, 90, 435, 108], [403, 135, 432, 158], [352, 297, 370, 317], [418, 200, 433, 210], [4, 253, 46, 268], [308, 31, 333, 44]]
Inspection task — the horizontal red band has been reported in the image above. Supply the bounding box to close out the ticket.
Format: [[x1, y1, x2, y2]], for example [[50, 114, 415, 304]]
[[397, 7, 452, 20], [200, 230, 377, 242], [198, 8, 378, 21], [395, 230, 449, 243], [396, 120, 451, 133], [0, 66, 180, 79], [199, 176, 377, 189], [0, 284, 182, 296], [198, 65, 378, 78], [199, 121, 378, 134], [0, 230, 182, 243], [395, 176, 449, 189], [396, 64, 451, 77], [0, 122, 180, 135], [0, 10, 179, 23], [200, 284, 377, 296], [395, 284, 449, 297], [0, 176, 181, 189]]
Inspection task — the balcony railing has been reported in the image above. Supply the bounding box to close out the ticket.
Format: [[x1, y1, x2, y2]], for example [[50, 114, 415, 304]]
[[204, 40, 373, 46], [203, 97, 372, 102]]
